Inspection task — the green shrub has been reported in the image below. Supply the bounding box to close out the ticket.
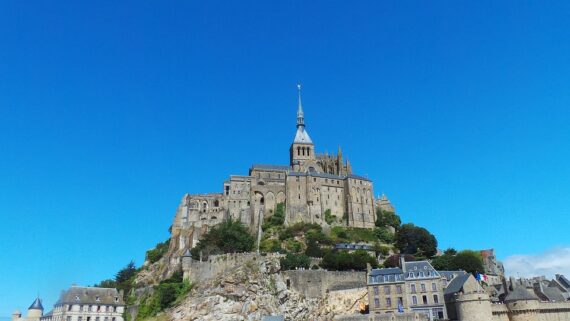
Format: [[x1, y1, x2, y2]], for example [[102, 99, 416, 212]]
[[285, 239, 303, 253], [263, 203, 286, 230], [280, 253, 311, 270], [320, 250, 378, 271], [259, 238, 282, 253], [136, 273, 192, 320], [146, 239, 170, 264], [324, 209, 337, 225], [190, 219, 254, 259]]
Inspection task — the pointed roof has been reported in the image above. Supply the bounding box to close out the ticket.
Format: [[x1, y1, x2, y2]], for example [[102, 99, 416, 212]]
[[293, 127, 313, 144], [297, 84, 304, 120], [28, 297, 43, 310]]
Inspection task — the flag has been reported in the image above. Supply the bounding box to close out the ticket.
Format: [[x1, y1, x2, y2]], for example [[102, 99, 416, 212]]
[[476, 272, 488, 282]]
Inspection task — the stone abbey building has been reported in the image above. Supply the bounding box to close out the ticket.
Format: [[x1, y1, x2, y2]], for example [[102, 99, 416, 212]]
[[169, 88, 378, 255]]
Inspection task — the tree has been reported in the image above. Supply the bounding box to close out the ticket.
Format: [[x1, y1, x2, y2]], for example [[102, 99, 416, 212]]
[[444, 248, 457, 256], [375, 208, 401, 229], [115, 261, 137, 284], [383, 254, 416, 268], [280, 253, 311, 270], [190, 219, 254, 259], [430, 253, 455, 271], [146, 239, 170, 264], [452, 250, 484, 275], [374, 227, 394, 244], [394, 223, 438, 258]]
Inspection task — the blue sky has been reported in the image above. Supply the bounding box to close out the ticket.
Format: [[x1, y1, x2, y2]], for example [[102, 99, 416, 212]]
[[1, 0, 570, 316]]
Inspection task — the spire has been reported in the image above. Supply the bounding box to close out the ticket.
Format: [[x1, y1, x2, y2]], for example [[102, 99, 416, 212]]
[[297, 84, 304, 128], [338, 145, 343, 158]]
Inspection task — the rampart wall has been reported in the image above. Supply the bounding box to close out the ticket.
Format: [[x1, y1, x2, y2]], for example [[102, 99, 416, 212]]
[[182, 252, 283, 283], [281, 270, 366, 298], [334, 312, 427, 321]]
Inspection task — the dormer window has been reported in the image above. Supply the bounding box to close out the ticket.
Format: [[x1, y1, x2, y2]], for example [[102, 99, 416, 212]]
[[114, 297, 119, 303], [96, 296, 100, 302], [75, 295, 80, 301]]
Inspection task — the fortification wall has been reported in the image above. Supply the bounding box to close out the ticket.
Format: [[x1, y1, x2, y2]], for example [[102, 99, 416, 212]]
[[537, 302, 570, 321], [334, 312, 427, 321], [182, 252, 283, 283], [282, 270, 366, 298], [491, 303, 509, 321]]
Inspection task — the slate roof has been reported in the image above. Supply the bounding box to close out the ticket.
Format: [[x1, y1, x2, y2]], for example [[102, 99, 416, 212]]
[[505, 286, 539, 302], [444, 273, 472, 295], [251, 164, 290, 171], [347, 174, 371, 182], [543, 286, 566, 302], [404, 261, 440, 279], [262, 316, 284, 321], [557, 275, 570, 289], [439, 270, 468, 281], [369, 268, 405, 284], [293, 127, 313, 144], [29, 298, 43, 310], [56, 286, 125, 306]]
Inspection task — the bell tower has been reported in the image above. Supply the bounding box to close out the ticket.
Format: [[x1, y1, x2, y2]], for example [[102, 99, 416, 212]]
[[290, 84, 315, 169]]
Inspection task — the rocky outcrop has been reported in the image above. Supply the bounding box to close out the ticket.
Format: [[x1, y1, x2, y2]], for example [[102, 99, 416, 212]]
[[147, 255, 355, 321]]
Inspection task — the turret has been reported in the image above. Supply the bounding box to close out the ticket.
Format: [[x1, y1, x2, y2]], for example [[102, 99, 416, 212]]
[[27, 297, 43, 318], [505, 286, 539, 321], [455, 292, 493, 321]]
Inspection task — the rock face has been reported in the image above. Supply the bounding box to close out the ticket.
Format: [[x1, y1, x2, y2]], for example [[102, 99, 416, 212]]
[[154, 255, 339, 321]]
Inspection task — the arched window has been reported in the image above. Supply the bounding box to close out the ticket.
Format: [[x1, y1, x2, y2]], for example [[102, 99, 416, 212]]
[[297, 146, 301, 156], [213, 200, 219, 207], [307, 148, 310, 156], [302, 147, 305, 156]]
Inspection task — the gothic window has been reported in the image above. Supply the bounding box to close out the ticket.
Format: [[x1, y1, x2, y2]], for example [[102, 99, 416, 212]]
[[302, 147, 305, 156], [307, 148, 310, 156], [214, 200, 219, 207]]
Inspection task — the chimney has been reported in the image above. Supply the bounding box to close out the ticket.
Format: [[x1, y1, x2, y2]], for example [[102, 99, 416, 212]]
[[400, 256, 406, 273]]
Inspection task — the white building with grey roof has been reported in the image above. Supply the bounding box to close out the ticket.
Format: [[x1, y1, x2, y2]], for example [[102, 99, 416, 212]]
[[39, 286, 125, 321]]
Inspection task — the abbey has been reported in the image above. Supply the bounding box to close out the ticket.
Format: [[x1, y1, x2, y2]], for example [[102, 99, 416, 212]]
[[169, 87, 378, 254]]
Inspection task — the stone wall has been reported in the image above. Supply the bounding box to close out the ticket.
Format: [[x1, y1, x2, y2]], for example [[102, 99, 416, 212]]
[[281, 270, 367, 298], [334, 312, 428, 321], [182, 252, 284, 284]]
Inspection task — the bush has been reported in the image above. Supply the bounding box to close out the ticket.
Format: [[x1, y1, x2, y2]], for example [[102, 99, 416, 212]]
[[280, 253, 311, 270], [190, 219, 254, 259], [375, 208, 401, 229], [263, 203, 285, 230], [324, 209, 337, 225], [146, 239, 170, 264], [259, 238, 282, 253], [305, 239, 324, 257], [331, 227, 377, 243], [374, 227, 394, 244], [136, 270, 192, 320], [320, 250, 378, 271]]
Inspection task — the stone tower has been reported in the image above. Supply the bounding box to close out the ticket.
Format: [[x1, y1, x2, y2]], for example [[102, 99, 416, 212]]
[[505, 286, 540, 321], [455, 292, 493, 321], [290, 84, 315, 170], [26, 297, 43, 319]]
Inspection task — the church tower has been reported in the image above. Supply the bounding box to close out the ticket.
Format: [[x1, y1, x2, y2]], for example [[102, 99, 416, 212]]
[[290, 84, 315, 170]]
